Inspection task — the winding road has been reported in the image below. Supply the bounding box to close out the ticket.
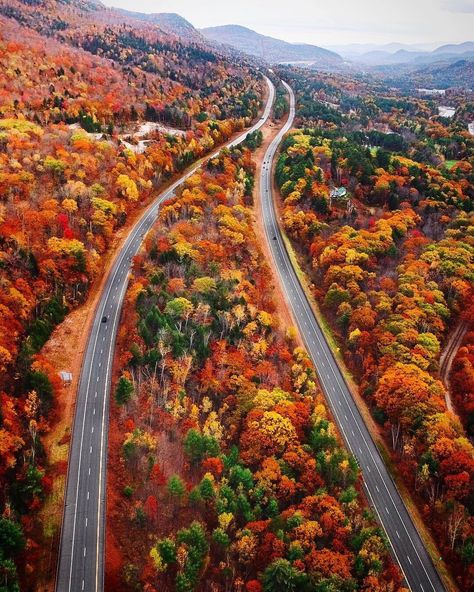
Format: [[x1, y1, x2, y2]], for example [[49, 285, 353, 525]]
[[55, 78, 275, 592], [259, 81, 445, 592]]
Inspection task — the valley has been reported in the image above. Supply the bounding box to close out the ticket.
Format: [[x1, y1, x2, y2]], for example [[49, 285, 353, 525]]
[[0, 2, 472, 592]]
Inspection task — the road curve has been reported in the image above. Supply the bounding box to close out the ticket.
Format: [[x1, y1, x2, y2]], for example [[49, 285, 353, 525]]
[[260, 81, 445, 592], [55, 77, 276, 592]]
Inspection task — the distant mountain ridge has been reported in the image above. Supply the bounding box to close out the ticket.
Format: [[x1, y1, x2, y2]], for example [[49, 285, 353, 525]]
[[200, 24, 342, 67], [114, 9, 203, 42], [327, 42, 436, 58], [346, 40, 474, 66], [433, 41, 474, 54]]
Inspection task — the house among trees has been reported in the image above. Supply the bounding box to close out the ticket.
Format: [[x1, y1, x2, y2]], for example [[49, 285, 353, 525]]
[[330, 186, 348, 200]]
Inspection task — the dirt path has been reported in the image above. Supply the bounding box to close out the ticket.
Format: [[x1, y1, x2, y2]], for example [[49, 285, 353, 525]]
[[440, 320, 469, 413]]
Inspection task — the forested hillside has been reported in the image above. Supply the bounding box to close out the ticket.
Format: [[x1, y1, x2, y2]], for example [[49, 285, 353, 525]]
[[0, 2, 263, 588], [275, 66, 474, 590]]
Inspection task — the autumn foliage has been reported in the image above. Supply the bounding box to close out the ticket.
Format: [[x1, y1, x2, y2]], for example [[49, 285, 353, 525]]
[[0, 1, 264, 588], [108, 147, 405, 591], [275, 67, 474, 590], [451, 330, 474, 438]]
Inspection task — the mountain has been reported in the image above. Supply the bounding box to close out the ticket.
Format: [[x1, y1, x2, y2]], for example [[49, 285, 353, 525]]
[[413, 58, 474, 89], [200, 24, 342, 67], [352, 41, 474, 66], [147, 12, 201, 39], [114, 9, 203, 42], [433, 41, 474, 54], [377, 56, 474, 90], [358, 49, 427, 65], [0, 0, 264, 133], [327, 42, 436, 58]]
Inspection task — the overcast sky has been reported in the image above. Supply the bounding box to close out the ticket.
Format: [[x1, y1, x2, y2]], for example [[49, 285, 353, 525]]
[[102, 0, 474, 47]]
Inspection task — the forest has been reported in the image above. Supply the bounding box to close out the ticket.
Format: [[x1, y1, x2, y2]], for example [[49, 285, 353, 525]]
[[0, 2, 263, 589], [274, 66, 474, 590], [107, 146, 405, 592], [0, 1, 473, 591]]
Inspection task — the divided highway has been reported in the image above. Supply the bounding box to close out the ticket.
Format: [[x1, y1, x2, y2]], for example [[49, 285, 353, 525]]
[[260, 81, 445, 592], [57, 72, 445, 592], [56, 78, 275, 592]]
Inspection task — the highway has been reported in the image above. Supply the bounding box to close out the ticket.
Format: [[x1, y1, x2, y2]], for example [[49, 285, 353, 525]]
[[259, 81, 446, 592], [55, 77, 275, 592]]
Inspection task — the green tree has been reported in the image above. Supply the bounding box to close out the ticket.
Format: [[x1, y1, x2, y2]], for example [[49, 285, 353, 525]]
[[199, 476, 215, 501], [167, 475, 186, 501], [157, 538, 177, 564], [0, 518, 25, 592], [123, 485, 133, 498], [188, 487, 203, 506], [115, 376, 134, 406], [263, 559, 302, 592], [183, 429, 219, 463], [177, 521, 209, 555], [25, 370, 53, 412], [212, 527, 230, 548], [134, 505, 146, 527], [165, 297, 194, 320], [175, 522, 209, 589], [229, 464, 254, 490], [175, 573, 193, 592], [10, 465, 44, 514], [122, 563, 141, 592], [0, 519, 25, 555], [0, 555, 20, 592]]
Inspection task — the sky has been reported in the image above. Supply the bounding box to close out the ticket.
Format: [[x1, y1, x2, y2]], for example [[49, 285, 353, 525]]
[[102, 0, 474, 48]]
